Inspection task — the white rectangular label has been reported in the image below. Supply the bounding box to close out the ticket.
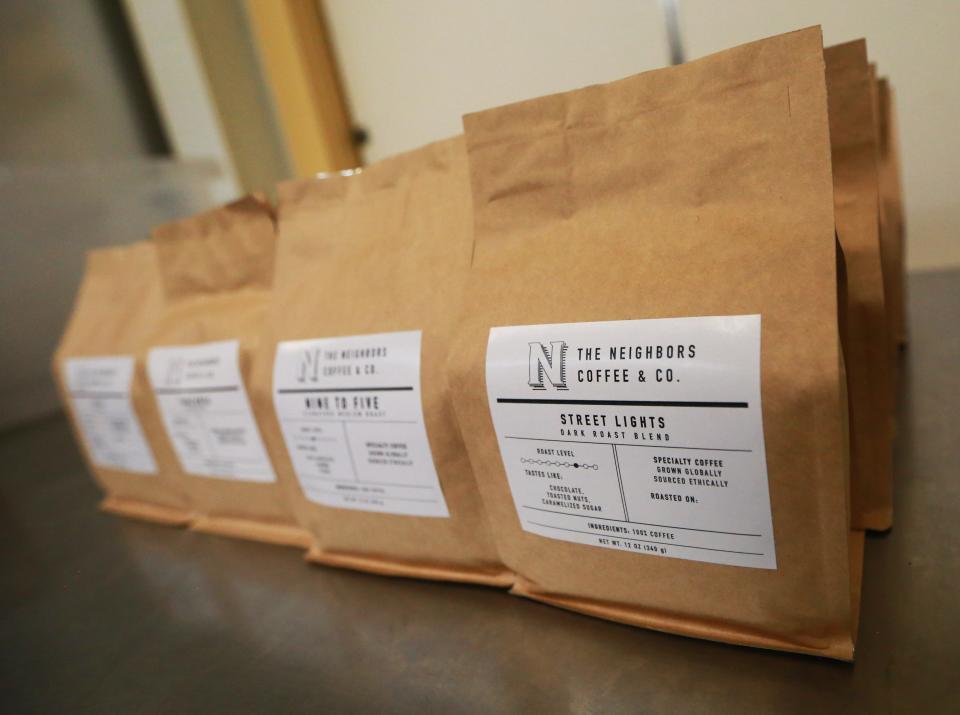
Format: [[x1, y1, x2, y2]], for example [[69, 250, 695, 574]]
[[486, 315, 776, 569], [63, 356, 158, 474], [147, 340, 275, 482], [272, 330, 449, 517]]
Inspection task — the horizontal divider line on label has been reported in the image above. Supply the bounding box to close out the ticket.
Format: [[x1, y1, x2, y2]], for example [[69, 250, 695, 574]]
[[504, 435, 753, 453], [153, 385, 240, 395], [309, 489, 439, 504], [276, 386, 414, 394], [69, 391, 128, 399], [303, 476, 436, 489], [283, 418, 419, 425], [527, 521, 764, 556], [184, 456, 269, 465], [497, 398, 748, 408], [521, 505, 762, 536]]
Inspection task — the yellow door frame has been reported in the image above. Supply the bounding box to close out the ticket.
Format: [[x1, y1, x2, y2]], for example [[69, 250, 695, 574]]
[[245, 0, 360, 177]]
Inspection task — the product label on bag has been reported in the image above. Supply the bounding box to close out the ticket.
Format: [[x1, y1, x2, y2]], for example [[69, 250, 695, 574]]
[[486, 315, 776, 569], [63, 356, 157, 474], [147, 340, 275, 482], [272, 330, 449, 517]]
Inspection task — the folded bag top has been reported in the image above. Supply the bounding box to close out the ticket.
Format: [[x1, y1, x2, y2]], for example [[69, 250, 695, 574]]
[[450, 27, 862, 659], [873, 73, 907, 347]]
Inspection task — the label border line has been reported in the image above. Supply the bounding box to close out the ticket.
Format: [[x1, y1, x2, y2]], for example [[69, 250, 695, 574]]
[[521, 505, 763, 537], [153, 385, 240, 395], [308, 489, 440, 504], [277, 386, 414, 394], [527, 521, 765, 556]]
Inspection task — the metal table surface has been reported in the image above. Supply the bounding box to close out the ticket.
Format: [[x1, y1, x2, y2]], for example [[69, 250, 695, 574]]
[[1, 271, 957, 714]]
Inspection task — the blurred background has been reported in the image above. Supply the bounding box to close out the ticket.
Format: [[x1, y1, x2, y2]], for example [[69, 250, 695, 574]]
[[1, 0, 958, 430]]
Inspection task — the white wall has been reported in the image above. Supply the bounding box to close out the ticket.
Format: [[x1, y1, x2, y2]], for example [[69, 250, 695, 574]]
[[324, 0, 959, 271], [123, 0, 240, 203], [679, 0, 960, 271], [323, 0, 668, 161]]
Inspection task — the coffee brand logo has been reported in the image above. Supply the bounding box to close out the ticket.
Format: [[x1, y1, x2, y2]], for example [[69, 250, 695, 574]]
[[528, 341, 568, 390], [297, 348, 321, 383]]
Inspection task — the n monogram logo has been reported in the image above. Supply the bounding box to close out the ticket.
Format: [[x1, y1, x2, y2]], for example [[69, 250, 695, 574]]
[[297, 348, 321, 383], [528, 341, 568, 390]]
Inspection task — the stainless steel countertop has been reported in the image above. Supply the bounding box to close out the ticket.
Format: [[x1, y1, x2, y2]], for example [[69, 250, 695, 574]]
[[2, 270, 957, 714]]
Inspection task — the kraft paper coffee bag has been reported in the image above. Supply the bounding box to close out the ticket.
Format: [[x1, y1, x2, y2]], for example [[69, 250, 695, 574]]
[[451, 27, 863, 658], [875, 75, 908, 348], [53, 242, 191, 524], [143, 197, 309, 547], [869, 66, 906, 431], [249, 138, 510, 586], [824, 41, 893, 531]]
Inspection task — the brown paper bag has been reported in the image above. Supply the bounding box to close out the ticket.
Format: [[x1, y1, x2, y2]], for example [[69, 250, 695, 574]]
[[875, 75, 908, 348], [451, 27, 862, 658], [866, 66, 895, 403], [248, 138, 511, 586], [142, 196, 309, 547], [824, 41, 893, 531], [53, 242, 191, 524]]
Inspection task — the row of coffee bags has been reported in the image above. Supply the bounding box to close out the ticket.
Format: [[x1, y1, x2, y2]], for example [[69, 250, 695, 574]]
[[54, 27, 906, 659]]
